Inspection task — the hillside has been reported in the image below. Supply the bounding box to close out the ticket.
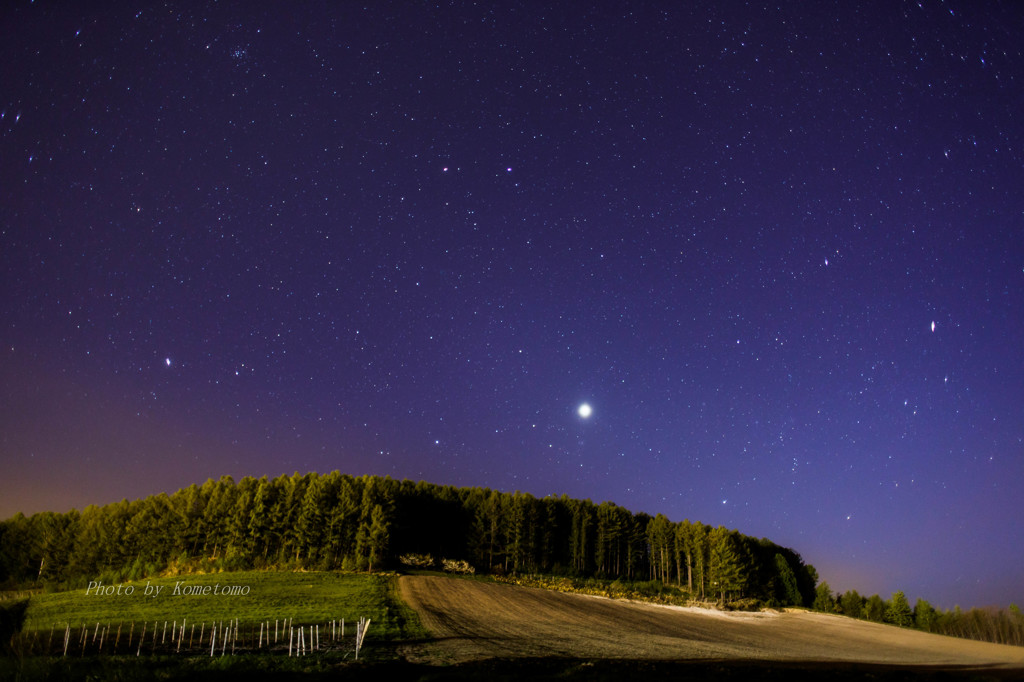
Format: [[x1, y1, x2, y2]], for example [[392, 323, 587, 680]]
[[0, 472, 816, 609], [399, 575, 1024, 673]]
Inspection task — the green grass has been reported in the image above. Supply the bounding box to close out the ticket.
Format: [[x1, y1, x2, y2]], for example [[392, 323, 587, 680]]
[[4, 571, 433, 679], [26, 571, 390, 630], [20, 570, 427, 652]]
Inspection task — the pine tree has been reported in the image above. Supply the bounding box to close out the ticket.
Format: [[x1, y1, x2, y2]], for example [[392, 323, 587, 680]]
[[691, 521, 709, 599], [866, 594, 886, 622], [647, 514, 674, 583], [914, 598, 936, 632], [773, 554, 802, 606], [357, 504, 390, 572], [676, 521, 696, 592], [709, 527, 746, 603], [295, 473, 326, 563], [840, 590, 864, 619], [887, 590, 913, 627], [356, 477, 394, 570], [813, 581, 835, 612]]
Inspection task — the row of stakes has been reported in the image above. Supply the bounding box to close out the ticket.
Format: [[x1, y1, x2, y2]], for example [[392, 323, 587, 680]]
[[34, 616, 371, 658]]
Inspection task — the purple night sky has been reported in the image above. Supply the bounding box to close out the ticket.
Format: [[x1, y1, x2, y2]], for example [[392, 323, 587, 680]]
[[1, 1, 1022, 609]]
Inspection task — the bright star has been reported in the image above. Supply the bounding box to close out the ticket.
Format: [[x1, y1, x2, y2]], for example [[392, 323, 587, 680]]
[[165, 358, 172, 367], [577, 403, 592, 418]]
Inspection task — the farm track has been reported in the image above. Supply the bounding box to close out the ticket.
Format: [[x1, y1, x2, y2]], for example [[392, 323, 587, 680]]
[[398, 575, 1024, 673]]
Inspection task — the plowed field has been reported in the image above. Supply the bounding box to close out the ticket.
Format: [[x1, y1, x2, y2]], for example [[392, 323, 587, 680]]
[[399, 575, 1024, 674]]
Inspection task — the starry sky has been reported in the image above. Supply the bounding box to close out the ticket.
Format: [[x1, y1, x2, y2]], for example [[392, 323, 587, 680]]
[[2, 1, 1022, 610]]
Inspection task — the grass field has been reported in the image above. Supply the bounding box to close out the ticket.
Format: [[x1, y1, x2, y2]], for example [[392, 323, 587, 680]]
[[8, 571, 1024, 681], [2, 569, 429, 681], [22, 571, 415, 638]]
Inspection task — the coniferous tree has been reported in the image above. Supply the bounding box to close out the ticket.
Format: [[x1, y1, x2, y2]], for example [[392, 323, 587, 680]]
[[295, 472, 326, 563], [646, 514, 674, 583], [360, 504, 390, 572], [887, 590, 913, 627], [619, 510, 645, 580], [325, 474, 361, 566], [866, 594, 886, 622], [356, 477, 393, 570], [773, 553, 802, 606], [37, 511, 77, 584], [709, 527, 746, 603], [840, 589, 864, 619], [568, 498, 594, 575], [914, 598, 936, 632], [813, 581, 835, 612], [595, 501, 623, 576], [226, 479, 256, 560], [247, 477, 271, 562], [691, 521, 710, 599], [675, 521, 695, 592]]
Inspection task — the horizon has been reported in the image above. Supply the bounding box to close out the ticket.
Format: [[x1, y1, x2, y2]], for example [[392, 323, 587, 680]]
[[0, 466, 1015, 612]]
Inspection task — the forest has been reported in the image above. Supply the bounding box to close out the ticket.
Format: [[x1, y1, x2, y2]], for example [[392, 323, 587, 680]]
[[0, 471, 816, 607], [2, 471, 1021, 647]]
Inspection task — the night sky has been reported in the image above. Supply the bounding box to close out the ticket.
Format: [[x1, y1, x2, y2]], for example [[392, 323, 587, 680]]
[[2, 1, 1022, 610]]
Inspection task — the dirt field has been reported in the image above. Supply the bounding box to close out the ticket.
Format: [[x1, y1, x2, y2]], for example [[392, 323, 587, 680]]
[[398, 575, 1024, 673]]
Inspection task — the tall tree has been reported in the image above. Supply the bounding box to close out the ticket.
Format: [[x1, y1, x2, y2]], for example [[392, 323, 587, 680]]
[[709, 527, 747, 603], [813, 581, 835, 612], [295, 472, 326, 563], [887, 590, 913, 627], [358, 504, 390, 572], [646, 514, 674, 582], [247, 477, 272, 562], [773, 553, 802, 606], [865, 594, 886, 622], [840, 589, 864, 619], [356, 476, 394, 570], [326, 475, 362, 566], [675, 521, 696, 592], [914, 598, 936, 632], [226, 479, 256, 559]]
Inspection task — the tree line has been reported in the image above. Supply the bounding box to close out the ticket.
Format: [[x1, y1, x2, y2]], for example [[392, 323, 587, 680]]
[[813, 583, 1024, 647], [0, 471, 817, 607]]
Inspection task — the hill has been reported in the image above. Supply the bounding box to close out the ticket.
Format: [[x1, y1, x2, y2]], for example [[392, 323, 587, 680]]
[[0, 472, 816, 609], [399, 574, 1024, 675]]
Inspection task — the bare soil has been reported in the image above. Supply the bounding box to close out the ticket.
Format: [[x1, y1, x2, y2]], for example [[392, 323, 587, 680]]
[[398, 575, 1024, 674]]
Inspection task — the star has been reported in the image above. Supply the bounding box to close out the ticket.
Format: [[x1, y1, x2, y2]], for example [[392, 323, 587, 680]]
[[577, 403, 592, 419]]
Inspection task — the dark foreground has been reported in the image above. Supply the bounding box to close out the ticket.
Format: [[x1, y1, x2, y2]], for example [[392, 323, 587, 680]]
[[3, 656, 1023, 682]]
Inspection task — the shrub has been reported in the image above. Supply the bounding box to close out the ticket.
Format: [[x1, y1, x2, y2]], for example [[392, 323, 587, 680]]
[[398, 553, 436, 569], [442, 559, 475, 574]]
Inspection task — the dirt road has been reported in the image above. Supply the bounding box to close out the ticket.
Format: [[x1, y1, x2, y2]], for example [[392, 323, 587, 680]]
[[399, 575, 1024, 672]]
